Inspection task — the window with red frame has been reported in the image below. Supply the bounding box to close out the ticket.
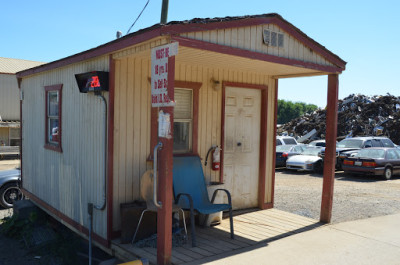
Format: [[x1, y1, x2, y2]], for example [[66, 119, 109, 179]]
[[45, 84, 62, 152]]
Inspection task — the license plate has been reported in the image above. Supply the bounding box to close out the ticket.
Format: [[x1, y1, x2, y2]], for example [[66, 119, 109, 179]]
[[354, 161, 362, 166]]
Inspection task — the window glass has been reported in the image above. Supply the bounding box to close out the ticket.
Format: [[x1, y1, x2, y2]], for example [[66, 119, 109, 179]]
[[382, 139, 395, 147], [301, 147, 321, 156], [372, 139, 382, 147], [354, 149, 385, 159], [283, 138, 297, 145], [337, 139, 363, 148], [276, 145, 292, 152], [48, 92, 59, 116], [173, 89, 192, 153], [294, 146, 303, 152], [45, 84, 62, 151], [49, 118, 59, 144], [387, 149, 400, 159], [364, 140, 372, 148]]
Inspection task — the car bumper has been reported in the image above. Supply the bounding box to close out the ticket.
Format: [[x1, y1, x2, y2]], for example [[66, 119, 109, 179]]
[[286, 162, 314, 171], [342, 166, 385, 175], [276, 159, 287, 167]]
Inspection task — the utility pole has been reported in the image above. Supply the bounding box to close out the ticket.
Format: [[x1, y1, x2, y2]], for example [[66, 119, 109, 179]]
[[161, 0, 169, 23]]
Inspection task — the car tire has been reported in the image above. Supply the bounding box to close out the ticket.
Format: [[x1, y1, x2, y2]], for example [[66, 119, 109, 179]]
[[383, 167, 393, 180], [314, 161, 323, 174], [0, 182, 23, 208]]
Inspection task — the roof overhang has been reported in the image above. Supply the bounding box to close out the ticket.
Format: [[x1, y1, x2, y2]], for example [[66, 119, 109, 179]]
[[0, 121, 20, 128], [17, 13, 346, 79], [173, 36, 343, 77]]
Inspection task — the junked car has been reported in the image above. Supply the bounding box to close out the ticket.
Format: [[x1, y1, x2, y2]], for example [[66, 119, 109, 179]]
[[275, 144, 305, 167], [0, 169, 23, 208], [320, 136, 395, 170], [276, 136, 298, 146], [342, 148, 400, 180], [286, 147, 323, 173], [308, 140, 326, 147]]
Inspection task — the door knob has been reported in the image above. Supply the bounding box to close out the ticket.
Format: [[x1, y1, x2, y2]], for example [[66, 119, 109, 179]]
[[237, 142, 242, 146]]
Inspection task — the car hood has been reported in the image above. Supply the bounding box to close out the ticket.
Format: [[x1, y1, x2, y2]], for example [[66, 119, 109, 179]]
[[0, 169, 20, 177], [287, 155, 321, 163], [0, 169, 21, 184]]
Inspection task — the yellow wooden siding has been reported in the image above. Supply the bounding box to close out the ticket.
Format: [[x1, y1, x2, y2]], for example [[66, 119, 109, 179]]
[[112, 57, 152, 231], [180, 24, 335, 68], [112, 37, 169, 60], [21, 56, 109, 239], [113, 57, 275, 231]]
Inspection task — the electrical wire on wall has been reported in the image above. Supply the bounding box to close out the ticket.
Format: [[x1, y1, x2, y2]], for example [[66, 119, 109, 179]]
[[126, 0, 150, 34]]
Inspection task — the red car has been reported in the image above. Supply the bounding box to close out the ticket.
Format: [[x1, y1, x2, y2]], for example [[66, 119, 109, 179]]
[[342, 147, 400, 180]]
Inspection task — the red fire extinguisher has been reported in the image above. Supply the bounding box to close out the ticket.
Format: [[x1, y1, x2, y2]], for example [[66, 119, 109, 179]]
[[212, 146, 221, 171], [205, 146, 222, 171]]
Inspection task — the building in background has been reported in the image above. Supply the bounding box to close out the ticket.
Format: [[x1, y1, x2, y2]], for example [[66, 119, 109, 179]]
[[0, 57, 44, 146]]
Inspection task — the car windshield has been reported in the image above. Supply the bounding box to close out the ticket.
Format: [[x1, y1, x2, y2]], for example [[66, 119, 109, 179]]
[[337, 139, 363, 148], [276, 145, 293, 152], [354, 149, 385, 159], [301, 147, 321, 156]]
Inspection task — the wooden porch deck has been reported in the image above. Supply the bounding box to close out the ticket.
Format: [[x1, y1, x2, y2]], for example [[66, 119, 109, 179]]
[[111, 208, 323, 264]]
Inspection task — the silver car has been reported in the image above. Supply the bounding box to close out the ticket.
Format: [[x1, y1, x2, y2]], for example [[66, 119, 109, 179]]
[[0, 169, 23, 208], [286, 147, 323, 172]]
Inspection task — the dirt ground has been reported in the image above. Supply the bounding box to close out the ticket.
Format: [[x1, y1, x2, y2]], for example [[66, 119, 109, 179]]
[[2, 159, 400, 264]]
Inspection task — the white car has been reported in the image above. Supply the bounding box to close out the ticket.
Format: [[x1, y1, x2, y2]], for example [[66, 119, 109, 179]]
[[308, 140, 326, 147], [276, 136, 298, 146], [286, 147, 323, 172]]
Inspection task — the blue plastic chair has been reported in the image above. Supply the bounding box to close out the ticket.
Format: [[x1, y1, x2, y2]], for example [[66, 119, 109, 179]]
[[173, 156, 234, 247]]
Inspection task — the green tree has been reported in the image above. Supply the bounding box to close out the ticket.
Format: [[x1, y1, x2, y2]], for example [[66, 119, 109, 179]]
[[277, 100, 318, 124]]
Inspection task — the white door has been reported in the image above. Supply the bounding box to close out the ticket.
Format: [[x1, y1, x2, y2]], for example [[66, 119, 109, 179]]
[[223, 86, 261, 209]]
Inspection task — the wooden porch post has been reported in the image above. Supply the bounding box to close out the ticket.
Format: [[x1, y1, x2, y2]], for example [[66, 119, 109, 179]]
[[157, 56, 175, 265], [320, 74, 339, 223]]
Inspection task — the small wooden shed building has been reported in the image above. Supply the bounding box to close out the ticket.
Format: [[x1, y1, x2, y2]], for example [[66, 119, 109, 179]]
[[17, 13, 346, 263]]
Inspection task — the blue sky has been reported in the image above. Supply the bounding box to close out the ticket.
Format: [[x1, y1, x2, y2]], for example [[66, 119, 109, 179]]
[[2, 0, 399, 107]]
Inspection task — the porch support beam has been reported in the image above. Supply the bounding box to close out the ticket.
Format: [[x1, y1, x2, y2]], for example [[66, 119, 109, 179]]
[[320, 74, 339, 223], [171, 35, 343, 74], [157, 55, 175, 265]]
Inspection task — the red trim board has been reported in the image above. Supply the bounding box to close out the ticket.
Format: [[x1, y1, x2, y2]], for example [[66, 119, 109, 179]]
[[22, 188, 109, 247], [107, 56, 115, 240], [271, 79, 279, 207], [320, 74, 339, 223], [172, 36, 343, 74]]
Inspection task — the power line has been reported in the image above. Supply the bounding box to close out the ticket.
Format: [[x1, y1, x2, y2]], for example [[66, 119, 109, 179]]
[[126, 0, 150, 35]]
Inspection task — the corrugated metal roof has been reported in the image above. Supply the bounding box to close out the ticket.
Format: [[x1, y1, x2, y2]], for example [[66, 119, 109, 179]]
[[0, 57, 45, 74]]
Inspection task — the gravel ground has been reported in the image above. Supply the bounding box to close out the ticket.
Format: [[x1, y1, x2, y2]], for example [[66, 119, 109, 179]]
[[274, 168, 400, 223]]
